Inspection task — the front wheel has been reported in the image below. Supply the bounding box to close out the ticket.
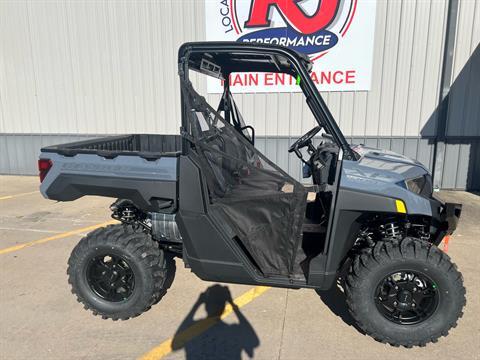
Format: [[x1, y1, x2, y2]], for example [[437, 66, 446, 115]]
[[345, 238, 465, 347], [67, 224, 175, 320]]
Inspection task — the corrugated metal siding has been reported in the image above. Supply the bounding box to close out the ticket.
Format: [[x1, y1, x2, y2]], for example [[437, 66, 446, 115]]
[[441, 139, 480, 190], [0, 0, 204, 135], [0, 0, 449, 137], [0, 134, 101, 175], [446, 0, 480, 137], [0, 0, 478, 189], [203, 1, 450, 138], [437, 0, 480, 189]]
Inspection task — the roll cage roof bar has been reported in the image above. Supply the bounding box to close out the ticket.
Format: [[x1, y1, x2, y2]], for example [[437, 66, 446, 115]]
[[178, 41, 355, 160]]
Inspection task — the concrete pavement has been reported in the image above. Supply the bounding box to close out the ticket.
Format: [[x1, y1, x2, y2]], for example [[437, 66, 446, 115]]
[[0, 175, 478, 359]]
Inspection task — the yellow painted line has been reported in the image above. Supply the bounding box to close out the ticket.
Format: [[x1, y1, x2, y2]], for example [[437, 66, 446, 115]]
[[0, 190, 39, 201], [139, 286, 270, 360], [0, 220, 116, 255]]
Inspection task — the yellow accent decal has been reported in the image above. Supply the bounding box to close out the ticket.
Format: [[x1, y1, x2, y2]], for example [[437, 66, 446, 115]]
[[395, 199, 407, 214]]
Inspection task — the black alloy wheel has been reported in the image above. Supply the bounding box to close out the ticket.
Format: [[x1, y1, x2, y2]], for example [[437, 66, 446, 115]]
[[86, 254, 135, 302], [374, 270, 439, 325]]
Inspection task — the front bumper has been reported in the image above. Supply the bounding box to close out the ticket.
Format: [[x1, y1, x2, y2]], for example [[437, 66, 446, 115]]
[[430, 198, 462, 245], [441, 202, 462, 234]]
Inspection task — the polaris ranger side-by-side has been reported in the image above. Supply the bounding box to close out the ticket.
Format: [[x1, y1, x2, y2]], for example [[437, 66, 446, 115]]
[[39, 42, 465, 347]]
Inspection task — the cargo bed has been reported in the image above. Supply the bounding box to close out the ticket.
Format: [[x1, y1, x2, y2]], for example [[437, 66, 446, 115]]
[[39, 134, 182, 213], [41, 134, 182, 159]]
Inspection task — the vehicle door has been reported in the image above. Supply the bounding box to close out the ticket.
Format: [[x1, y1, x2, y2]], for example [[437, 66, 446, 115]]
[[182, 82, 307, 277]]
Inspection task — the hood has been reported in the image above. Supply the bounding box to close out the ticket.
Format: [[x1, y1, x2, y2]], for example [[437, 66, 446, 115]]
[[343, 145, 430, 184]]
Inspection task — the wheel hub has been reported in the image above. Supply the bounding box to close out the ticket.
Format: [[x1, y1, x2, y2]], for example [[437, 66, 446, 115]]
[[396, 290, 413, 310], [86, 254, 135, 302], [375, 271, 439, 325]]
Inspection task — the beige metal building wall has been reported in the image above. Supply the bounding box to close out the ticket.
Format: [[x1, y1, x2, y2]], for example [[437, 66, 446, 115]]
[[0, 0, 479, 189], [436, 0, 480, 189]]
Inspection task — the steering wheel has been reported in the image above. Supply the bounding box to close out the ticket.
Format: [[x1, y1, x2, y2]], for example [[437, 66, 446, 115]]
[[288, 126, 322, 160]]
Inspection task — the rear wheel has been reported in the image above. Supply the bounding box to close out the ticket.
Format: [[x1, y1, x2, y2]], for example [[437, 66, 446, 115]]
[[345, 237, 465, 347], [67, 224, 175, 320]]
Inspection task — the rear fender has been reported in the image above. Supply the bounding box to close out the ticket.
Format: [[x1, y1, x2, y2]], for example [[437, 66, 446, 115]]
[[39, 152, 178, 212]]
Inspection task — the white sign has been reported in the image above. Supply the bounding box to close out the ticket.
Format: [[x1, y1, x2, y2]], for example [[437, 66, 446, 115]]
[[205, 0, 376, 93]]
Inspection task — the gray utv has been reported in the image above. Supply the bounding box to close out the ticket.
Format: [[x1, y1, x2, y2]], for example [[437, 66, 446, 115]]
[[39, 42, 465, 347]]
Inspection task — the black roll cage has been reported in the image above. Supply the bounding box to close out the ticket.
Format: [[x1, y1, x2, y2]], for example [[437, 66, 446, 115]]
[[178, 41, 355, 160]]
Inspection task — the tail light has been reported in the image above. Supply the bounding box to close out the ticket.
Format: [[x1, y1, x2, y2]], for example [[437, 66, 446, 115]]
[[38, 159, 53, 182]]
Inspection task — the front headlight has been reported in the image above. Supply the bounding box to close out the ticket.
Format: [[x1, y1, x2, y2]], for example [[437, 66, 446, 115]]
[[405, 175, 432, 197]]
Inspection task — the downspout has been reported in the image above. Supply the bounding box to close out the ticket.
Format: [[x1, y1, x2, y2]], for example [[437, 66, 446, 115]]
[[432, 0, 459, 189]]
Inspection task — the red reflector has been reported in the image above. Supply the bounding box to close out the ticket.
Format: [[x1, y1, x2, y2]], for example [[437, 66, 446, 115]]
[[442, 235, 451, 253], [38, 159, 52, 182]]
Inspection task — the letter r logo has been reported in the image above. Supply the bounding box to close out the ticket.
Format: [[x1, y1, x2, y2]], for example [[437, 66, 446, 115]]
[[244, 0, 340, 35]]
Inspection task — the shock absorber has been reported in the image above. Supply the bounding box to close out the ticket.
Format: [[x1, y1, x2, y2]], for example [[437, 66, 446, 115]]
[[110, 199, 148, 229], [381, 221, 402, 240]]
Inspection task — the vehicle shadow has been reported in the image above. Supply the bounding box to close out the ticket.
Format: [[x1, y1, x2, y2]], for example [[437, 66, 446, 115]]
[[315, 280, 365, 335], [171, 284, 260, 360]]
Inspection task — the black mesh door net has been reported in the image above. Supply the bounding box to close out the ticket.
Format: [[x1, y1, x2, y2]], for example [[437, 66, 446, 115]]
[[182, 81, 307, 276]]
